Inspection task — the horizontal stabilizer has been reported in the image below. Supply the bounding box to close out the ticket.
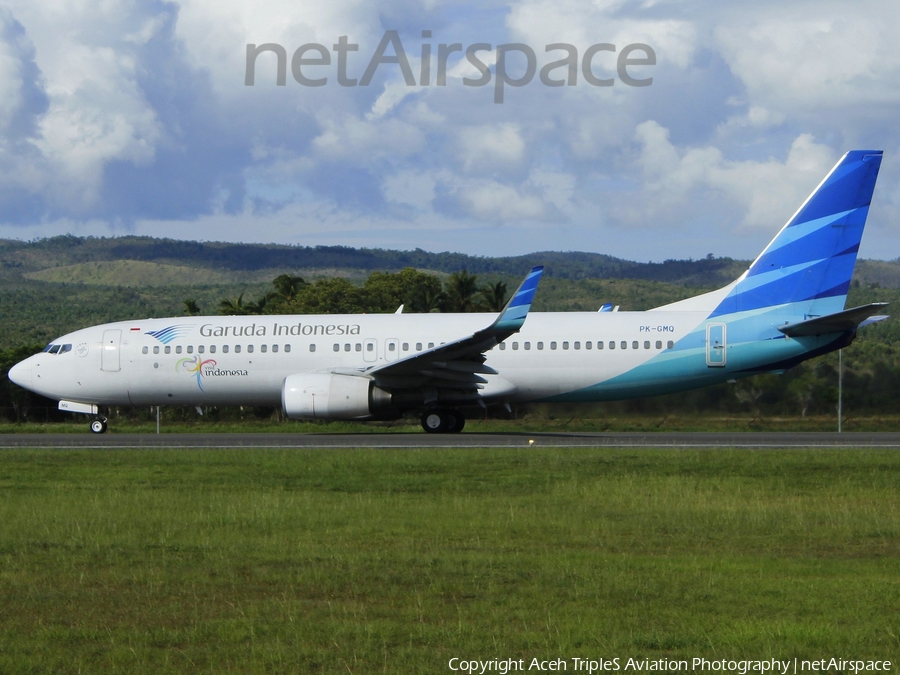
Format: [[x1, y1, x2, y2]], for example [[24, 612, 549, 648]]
[[777, 303, 889, 337]]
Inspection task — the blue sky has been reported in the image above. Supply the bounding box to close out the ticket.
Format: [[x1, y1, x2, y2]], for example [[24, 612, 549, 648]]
[[0, 0, 898, 262]]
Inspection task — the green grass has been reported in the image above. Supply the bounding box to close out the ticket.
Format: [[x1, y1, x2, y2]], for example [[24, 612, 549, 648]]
[[1, 448, 899, 673]]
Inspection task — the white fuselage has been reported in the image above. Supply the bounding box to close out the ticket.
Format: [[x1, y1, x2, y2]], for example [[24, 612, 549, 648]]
[[11, 309, 736, 409], [10, 299, 836, 417]]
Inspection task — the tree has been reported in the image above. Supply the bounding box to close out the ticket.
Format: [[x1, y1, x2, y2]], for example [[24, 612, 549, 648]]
[[183, 298, 201, 316], [218, 294, 249, 315], [365, 268, 443, 313], [443, 270, 479, 312], [477, 280, 508, 312], [272, 274, 307, 301]]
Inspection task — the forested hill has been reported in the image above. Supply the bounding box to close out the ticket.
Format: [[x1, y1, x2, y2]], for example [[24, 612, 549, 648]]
[[4, 235, 900, 288], [0, 235, 749, 287]]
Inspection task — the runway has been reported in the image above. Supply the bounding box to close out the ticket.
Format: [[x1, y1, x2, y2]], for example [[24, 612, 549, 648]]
[[2, 431, 900, 449]]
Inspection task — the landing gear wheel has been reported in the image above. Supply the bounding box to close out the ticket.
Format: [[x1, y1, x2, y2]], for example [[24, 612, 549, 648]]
[[445, 409, 466, 433], [90, 418, 108, 434], [420, 409, 465, 434]]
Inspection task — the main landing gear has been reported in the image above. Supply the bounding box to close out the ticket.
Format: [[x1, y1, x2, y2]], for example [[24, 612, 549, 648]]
[[420, 408, 465, 434], [90, 417, 108, 434]]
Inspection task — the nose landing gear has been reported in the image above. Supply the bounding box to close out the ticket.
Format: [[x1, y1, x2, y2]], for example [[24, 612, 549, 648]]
[[420, 408, 465, 433], [90, 417, 108, 434]]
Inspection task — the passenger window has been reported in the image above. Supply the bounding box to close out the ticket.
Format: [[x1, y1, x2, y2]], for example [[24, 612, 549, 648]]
[[187, 345, 194, 354], [585, 341, 591, 350], [164, 346, 171, 354], [632, 341, 638, 349], [234, 345, 241, 353], [656, 341, 662, 349], [512, 342, 519, 350], [261, 344, 267, 353], [284, 344, 290, 353], [210, 345, 216, 354], [176, 345, 182, 354], [499, 343, 506, 350], [550, 341, 557, 350], [367, 343, 374, 352], [644, 341, 650, 349], [524, 342, 531, 350], [609, 341, 615, 350], [142, 346, 149, 355], [388, 343, 395, 352], [272, 344, 279, 353], [574, 341, 580, 350], [621, 341, 627, 350], [562, 341, 569, 350], [309, 344, 316, 353], [333, 344, 340, 352], [597, 341, 603, 350], [355, 343, 362, 352], [416, 342, 422, 351], [667, 340, 674, 349], [537, 341, 544, 350], [247, 345, 254, 354], [428, 342, 434, 349], [222, 345, 229, 353], [153, 346, 160, 354], [402, 343, 408, 351], [198, 345, 205, 354]]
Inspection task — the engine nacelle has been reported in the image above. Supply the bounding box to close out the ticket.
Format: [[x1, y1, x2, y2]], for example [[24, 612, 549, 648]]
[[282, 373, 391, 420]]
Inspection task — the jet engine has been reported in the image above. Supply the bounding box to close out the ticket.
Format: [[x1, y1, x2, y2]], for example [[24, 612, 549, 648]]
[[282, 373, 391, 420]]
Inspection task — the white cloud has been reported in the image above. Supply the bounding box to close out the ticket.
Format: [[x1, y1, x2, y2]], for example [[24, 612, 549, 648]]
[[715, 1, 900, 112], [630, 120, 837, 231], [311, 114, 425, 163], [458, 123, 526, 171]]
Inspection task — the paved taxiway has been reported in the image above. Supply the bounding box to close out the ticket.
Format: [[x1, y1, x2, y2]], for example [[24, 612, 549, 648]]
[[2, 432, 900, 449]]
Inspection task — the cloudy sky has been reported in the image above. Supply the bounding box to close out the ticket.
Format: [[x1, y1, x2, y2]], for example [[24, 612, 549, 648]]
[[0, 0, 898, 262]]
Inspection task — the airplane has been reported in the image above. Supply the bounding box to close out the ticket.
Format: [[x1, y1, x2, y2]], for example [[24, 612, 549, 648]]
[[8, 149, 888, 434]]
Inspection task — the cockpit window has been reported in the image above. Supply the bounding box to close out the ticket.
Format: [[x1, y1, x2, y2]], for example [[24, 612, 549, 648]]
[[42, 343, 73, 355]]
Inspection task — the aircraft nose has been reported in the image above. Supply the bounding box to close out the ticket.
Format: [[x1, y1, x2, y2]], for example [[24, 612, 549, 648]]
[[8, 360, 32, 389]]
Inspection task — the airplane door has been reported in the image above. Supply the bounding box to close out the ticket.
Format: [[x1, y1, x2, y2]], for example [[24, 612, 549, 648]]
[[385, 338, 399, 362], [706, 323, 726, 367], [363, 339, 377, 363], [101, 329, 122, 372]]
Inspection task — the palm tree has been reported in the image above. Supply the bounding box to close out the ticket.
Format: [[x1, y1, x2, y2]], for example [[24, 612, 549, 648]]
[[182, 298, 201, 316], [477, 281, 508, 312], [443, 270, 479, 312], [409, 285, 446, 313], [218, 294, 248, 315], [272, 274, 307, 301]]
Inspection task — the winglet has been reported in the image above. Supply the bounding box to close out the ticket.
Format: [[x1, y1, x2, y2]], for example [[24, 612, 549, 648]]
[[493, 266, 544, 332]]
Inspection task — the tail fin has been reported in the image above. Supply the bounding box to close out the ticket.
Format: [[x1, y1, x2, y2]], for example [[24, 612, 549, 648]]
[[710, 150, 882, 318]]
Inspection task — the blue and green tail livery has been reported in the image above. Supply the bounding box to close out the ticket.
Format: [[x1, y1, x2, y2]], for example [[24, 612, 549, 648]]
[[712, 150, 882, 318]]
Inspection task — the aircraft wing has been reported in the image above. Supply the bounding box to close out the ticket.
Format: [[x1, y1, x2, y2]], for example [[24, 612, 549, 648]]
[[777, 303, 889, 337], [364, 266, 544, 392]]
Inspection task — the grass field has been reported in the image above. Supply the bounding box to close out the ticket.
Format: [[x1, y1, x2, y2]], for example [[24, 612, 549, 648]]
[[1, 447, 898, 673]]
